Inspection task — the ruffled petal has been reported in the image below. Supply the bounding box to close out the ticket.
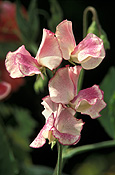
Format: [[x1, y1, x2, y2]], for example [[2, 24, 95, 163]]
[[55, 20, 76, 60], [49, 67, 74, 104], [74, 85, 106, 118], [16, 53, 41, 76], [71, 33, 105, 69], [52, 107, 84, 145], [30, 116, 54, 148], [36, 29, 62, 70], [5, 45, 41, 78], [80, 99, 106, 119], [0, 81, 11, 100], [81, 47, 105, 69], [41, 95, 59, 120]]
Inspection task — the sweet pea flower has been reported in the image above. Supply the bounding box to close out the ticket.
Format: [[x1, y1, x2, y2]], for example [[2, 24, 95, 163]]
[[30, 103, 84, 148], [49, 66, 106, 119], [5, 29, 62, 78], [0, 81, 11, 100], [55, 20, 105, 69]]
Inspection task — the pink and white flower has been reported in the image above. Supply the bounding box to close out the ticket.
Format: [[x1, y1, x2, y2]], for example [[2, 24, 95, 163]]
[[30, 103, 84, 148], [55, 20, 105, 69], [5, 29, 62, 78], [49, 66, 106, 119]]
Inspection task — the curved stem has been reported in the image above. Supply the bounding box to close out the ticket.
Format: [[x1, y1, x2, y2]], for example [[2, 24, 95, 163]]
[[83, 6, 101, 38], [62, 140, 115, 159]]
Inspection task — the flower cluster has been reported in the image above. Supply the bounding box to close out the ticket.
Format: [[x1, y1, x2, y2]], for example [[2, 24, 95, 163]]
[[5, 20, 106, 148]]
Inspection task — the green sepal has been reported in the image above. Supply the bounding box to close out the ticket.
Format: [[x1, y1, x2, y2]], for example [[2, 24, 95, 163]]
[[51, 140, 57, 150]]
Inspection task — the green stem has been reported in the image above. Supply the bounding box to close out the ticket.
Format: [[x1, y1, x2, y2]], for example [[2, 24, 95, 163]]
[[77, 68, 84, 93], [57, 142, 63, 175], [62, 140, 115, 159], [83, 6, 101, 38]]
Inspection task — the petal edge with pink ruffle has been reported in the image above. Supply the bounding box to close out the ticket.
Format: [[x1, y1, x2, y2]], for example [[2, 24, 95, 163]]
[[30, 116, 54, 148], [52, 107, 84, 145], [71, 33, 105, 69], [5, 45, 41, 78], [74, 85, 106, 118]]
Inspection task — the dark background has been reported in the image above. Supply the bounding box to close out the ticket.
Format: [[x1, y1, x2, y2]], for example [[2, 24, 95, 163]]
[[6, 0, 115, 174]]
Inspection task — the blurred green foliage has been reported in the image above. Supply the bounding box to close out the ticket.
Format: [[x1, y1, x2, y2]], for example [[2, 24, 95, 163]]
[[98, 67, 115, 139], [72, 152, 115, 175]]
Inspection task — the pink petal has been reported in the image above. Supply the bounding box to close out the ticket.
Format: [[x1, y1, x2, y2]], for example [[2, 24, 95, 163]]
[[30, 116, 54, 148], [69, 66, 82, 96], [41, 95, 59, 120], [74, 85, 106, 118], [16, 53, 41, 76], [55, 20, 76, 60], [52, 107, 84, 145], [36, 29, 62, 70], [5, 45, 41, 78], [80, 99, 106, 119], [49, 66, 74, 104], [0, 81, 11, 100], [81, 47, 105, 69], [71, 33, 105, 69]]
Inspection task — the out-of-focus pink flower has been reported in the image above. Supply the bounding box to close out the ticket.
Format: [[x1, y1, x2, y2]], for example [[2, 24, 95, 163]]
[[0, 81, 11, 100], [30, 104, 84, 148], [5, 29, 62, 78], [49, 66, 106, 119], [0, 60, 25, 92], [55, 20, 105, 69], [0, 1, 26, 41]]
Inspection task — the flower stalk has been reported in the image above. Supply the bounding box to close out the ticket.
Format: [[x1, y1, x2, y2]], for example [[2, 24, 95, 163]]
[[83, 6, 101, 38], [57, 142, 63, 175]]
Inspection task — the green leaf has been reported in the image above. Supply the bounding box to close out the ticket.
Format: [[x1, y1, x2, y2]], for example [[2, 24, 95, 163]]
[[13, 107, 36, 139], [0, 103, 36, 151], [87, 20, 110, 50], [23, 165, 53, 175], [98, 67, 115, 139], [48, 0, 63, 32], [28, 0, 40, 42], [16, 0, 30, 42], [0, 123, 18, 175], [16, 0, 39, 45]]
